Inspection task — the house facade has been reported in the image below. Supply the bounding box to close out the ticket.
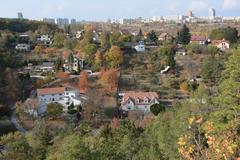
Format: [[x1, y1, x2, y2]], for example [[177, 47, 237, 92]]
[[120, 92, 159, 113], [158, 33, 173, 41], [212, 39, 230, 51], [37, 87, 82, 114], [63, 52, 84, 73]]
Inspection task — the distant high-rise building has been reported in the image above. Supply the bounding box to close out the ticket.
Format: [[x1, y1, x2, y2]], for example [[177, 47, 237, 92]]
[[209, 8, 216, 19], [18, 12, 23, 19], [188, 10, 193, 17], [56, 18, 69, 26], [43, 18, 55, 24], [70, 19, 77, 24]]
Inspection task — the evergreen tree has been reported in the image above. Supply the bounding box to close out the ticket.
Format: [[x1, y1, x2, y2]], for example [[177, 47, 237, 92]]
[[177, 24, 191, 45]]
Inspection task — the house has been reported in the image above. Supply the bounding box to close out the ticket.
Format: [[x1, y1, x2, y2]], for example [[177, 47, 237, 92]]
[[190, 35, 207, 45], [63, 52, 84, 73], [37, 35, 51, 45], [15, 44, 30, 51], [120, 92, 159, 113], [212, 39, 230, 51], [37, 87, 82, 114], [36, 62, 55, 73], [134, 44, 145, 52], [158, 33, 173, 41]]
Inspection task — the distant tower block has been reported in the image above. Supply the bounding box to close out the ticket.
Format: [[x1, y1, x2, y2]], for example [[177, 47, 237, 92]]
[[18, 12, 23, 19], [188, 10, 193, 17], [209, 8, 216, 19]]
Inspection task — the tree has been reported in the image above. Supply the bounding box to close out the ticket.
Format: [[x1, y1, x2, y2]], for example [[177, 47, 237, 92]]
[[100, 31, 111, 49], [34, 45, 43, 54], [210, 27, 238, 43], [177, 24, 191, 45], [93, 51, 102, 71], [83, 43, 97, 64], [105, 46, 123, 68], [53, 33, 65, 48], [147, 30, 158, 44], [64, 38, 77, 50], [78, 71, 89, 92], [0, 132, 34, 160], [180, 81, 190, 93], [45, 48, 56, 57], [150, 103, 166, 116], [201, 58, 223, 83], [99, 69, 118, 89], [46, 103, 63, 119]]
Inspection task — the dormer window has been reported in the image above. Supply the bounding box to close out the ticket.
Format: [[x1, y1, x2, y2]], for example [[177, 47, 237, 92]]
[[135, 98, 140, 103], [144, 97, 149, 103]]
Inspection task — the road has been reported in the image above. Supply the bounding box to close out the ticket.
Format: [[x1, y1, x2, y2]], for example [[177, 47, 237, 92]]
[[10, 110, 27, 134]]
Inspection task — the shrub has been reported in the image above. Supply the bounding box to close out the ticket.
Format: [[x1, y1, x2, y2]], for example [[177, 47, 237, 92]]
[[150, 103, 166, 116]]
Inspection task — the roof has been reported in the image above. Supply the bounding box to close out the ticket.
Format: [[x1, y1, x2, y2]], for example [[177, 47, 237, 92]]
[[122, 92, 158, 105], [37, 87, 65, 96], [191, 35, 207, 41], [159, 33, 169, 38], [212, 39, 230, 46]]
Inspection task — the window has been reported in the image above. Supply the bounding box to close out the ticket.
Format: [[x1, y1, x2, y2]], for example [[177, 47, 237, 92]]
[[135, 99, 139, 103]]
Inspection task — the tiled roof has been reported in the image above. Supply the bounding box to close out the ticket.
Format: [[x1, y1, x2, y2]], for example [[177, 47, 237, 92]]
[[191, 35, 207, 41], [37, 87, 65, 96], [212, 39, 229, 45], [122, 92, 158, 105]]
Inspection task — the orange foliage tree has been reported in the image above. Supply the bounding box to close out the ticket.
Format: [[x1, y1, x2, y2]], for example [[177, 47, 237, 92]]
[[78, 71, 89, 92], [105, 46, 123, 68], [99, 69, 118, 89]]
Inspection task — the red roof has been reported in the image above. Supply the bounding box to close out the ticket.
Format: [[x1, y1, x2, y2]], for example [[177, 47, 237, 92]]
[[212, 39, 229, 46], [191, 35, 207, 42], [37, 87, 65, 96], [122, 92, 158, 105]]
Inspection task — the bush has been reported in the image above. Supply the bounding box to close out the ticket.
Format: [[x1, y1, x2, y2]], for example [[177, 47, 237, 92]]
[[150, 103, 166, 116], [180, 81, 189, 93]]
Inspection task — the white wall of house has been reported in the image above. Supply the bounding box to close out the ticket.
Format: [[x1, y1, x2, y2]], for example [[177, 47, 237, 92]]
[[217, 42, 229, 50], [122, 98, 159, 113]]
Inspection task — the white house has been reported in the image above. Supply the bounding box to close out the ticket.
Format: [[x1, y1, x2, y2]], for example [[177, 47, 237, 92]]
[[37, 35, 51, 44], [63, 52, 84, 73], [190, 35, 207, 45], [37, 87, 82, 114], [15, 44, 30, 51], [212, 39, 230, 51], [120, 92, 159, 113], [134, 44, 145, 53]]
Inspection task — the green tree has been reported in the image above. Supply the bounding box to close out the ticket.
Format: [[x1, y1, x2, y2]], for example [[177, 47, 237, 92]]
[[177, 24, 191, 45], [0, 132, 34, 160], [201, 58, 223, 83], [46, 103, 63, 119], [53, 33, 65, 48], [100, 31, 111, 49], [210, 27, 239, 43], [147, 30, 158, 44], [83, 43, 97, 64], [150, 103, 166, 116]]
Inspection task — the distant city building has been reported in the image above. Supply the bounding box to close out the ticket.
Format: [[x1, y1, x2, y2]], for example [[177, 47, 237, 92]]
[[188, 10, 193, 17], [43, 18, 55, 24], [209, 8, 216, 19], [70, 19, 77, 24], [56, 18, 69, 26], [17, 12, 23, 19]]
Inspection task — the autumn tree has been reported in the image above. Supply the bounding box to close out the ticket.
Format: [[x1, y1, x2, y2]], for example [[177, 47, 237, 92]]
[[46, 103, 63, 119], [100, 31, 111, 49], [34, 45, 43, 54], [99, 69, 118, 89], [53, 33, 65, 48], [78, 71, 89, 92], [105, 46, 123, 68], [93, 51, 102, 71]]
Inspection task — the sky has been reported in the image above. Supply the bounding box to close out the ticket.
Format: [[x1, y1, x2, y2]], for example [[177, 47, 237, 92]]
[[0, 0, 240, 21]]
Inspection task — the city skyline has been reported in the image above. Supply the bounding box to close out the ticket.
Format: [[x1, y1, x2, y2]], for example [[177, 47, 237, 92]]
[[0, 0, 240, 21]]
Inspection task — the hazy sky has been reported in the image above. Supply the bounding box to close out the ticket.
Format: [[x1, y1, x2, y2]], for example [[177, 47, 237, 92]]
[[0, 0, 239, 21]]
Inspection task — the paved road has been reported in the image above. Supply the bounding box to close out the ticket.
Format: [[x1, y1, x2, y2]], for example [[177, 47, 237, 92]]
[[10, 110, 27, 134]]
